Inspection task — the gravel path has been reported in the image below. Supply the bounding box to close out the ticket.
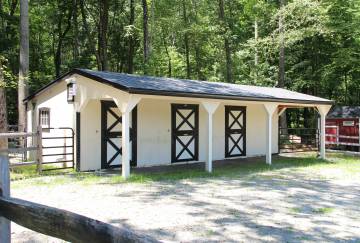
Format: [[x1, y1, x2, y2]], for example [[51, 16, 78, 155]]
[[10, 170, 360, 242]]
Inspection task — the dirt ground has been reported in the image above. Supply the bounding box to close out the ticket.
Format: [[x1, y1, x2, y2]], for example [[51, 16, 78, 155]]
[[10, 162, 360, 243]]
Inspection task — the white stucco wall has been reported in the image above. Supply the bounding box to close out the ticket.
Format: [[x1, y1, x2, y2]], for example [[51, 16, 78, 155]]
[[27, 81, 75, 165], [80, 99, 101, 171], [136, 98, 278, 167]]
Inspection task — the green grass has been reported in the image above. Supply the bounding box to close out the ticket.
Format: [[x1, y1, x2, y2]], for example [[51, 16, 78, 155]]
[[290, 207, 302, 213], [11, 152, 360, 188], [312, 207, 334, 214], [10, 165, 74, 181]]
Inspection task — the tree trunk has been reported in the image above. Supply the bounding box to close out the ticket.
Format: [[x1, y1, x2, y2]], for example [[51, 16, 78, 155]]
[[191, 0, 203, 80], [127, 0, 135, 74], [254, 17, 259, 83], [79, 0, 99, 68], [254, 17, 258, 67], [55, 2, 73, 77], [72, 0, 79, 60], [150, 0, 155, 56], [142, 0, 149, 74], [54, 14, 63, 77], [162, 32, 172, 77], [218, 0, 232, 83], [98, 0, 109, 71], [278, 0, 285, 87], [182, 0, 191, 79], [0, 60, 8, 149], [18, 0, 29, 133], [278, 0, 287, 131]]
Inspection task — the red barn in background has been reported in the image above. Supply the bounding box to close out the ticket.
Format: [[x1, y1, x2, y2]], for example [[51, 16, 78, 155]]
[[326, 106, 360, 151]]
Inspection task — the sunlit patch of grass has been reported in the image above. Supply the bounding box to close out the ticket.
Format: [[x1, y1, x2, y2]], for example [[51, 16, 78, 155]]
[[204, 229, 217, 236], [290, 207, 302, 213], [298, 153, 360, 179], [312, 207, 334, 214], [10, 165, 73, 181], [227, 208, 242, 218]]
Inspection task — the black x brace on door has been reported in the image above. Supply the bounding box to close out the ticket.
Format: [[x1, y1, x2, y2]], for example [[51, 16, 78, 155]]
[[101, 101, 137, 169], [171, 104, 199, 163], [225, 106, 246, 158]]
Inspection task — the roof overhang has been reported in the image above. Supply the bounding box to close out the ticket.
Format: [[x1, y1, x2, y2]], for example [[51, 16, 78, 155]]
[[24, 69, 334, 105]]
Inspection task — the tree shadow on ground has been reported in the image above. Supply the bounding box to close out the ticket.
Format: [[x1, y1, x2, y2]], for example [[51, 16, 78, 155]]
[[105, 155, 360, 242]]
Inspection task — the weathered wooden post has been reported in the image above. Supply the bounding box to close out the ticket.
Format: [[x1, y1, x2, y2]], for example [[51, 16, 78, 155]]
[[358, 118, 360, 152], [0, 152, 11, 243], [37, 126, 43, 173]]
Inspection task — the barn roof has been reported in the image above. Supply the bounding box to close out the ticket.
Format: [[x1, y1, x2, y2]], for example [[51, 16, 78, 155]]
[[327, 106, 360, 118], [25, 68, 333, 105]]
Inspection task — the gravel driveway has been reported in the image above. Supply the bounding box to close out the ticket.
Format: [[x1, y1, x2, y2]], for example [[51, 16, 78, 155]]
[[10, 164, 360, 242]]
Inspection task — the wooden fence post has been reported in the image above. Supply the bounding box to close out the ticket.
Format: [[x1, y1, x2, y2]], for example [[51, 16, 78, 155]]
[[0, 153, 11, 243], [37, 126, 43, 173], [358, 118, 360, 152]]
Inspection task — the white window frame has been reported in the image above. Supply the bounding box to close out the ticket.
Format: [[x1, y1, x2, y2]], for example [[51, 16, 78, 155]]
[[39, 107, 50, 129]]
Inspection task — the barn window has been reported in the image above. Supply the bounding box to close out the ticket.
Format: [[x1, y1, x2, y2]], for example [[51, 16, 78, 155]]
[[67, 83, 76, 102], [343, 121, 355, 127], [39, 108, 50, 129]]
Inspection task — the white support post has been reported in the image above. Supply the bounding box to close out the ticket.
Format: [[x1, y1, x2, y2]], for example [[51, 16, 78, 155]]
[[114, 95, 141, 179], [201, 101, 220, 173], [316, 105, 332, 159], [320, 112, 326, 159], [264, 103, 278, 165], [121, 111, 130, 179]]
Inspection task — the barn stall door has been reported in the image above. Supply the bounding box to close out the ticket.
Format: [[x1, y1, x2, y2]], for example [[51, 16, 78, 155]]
[[225, 106, 246, 157], [101, 101, 137, 169], [171, 104, 199, 163]]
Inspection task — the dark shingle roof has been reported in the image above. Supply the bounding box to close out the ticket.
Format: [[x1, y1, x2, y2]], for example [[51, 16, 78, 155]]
[[327, 106, 360, 118], [25, 68, 333, 105]]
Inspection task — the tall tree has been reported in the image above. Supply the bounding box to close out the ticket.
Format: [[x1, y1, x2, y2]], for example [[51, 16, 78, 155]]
[[79, 0, 98, 66], [278, 0, 285, 87], [254, 17, 258, 67], [0, 58, 8, 146], [278, 0, 287, 130], [182, 0, 191, 79], [72, 0, 80, 60], [98, 0, 109, 71], [18, 0, 29, 132], [127, 0, 135, 74], [218, 0, 232, 83], [190, 0, 204, 80], [142, 0, 149, 73], [54, 1, 73, 76]]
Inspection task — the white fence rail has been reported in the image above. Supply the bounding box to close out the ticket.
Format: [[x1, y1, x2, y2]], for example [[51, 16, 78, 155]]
[[325, 125, 360, 147]]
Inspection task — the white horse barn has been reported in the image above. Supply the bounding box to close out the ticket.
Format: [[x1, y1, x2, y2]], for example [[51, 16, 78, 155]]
[[24, 69, 333, 178]]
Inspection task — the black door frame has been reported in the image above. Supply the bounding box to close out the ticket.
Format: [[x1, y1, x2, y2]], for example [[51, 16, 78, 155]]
[[171, 104, 199, 163], [101, 100, 137, 169], [225, 106, 246, 158]]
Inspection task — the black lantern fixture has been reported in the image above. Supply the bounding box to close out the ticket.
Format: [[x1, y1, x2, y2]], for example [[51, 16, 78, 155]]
[[66, 78, 76, 103]]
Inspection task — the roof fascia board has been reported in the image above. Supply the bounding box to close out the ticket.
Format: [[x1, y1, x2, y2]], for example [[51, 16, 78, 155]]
[[129, 88, 334, 105]]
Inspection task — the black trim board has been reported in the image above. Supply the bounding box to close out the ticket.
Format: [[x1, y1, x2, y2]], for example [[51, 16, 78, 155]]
[[24, 69, 334, 105], [76, 112, 81, 172]]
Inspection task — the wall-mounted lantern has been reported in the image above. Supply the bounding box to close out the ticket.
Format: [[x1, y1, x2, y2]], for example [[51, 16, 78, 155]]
[[65, 77, 76, 103]]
